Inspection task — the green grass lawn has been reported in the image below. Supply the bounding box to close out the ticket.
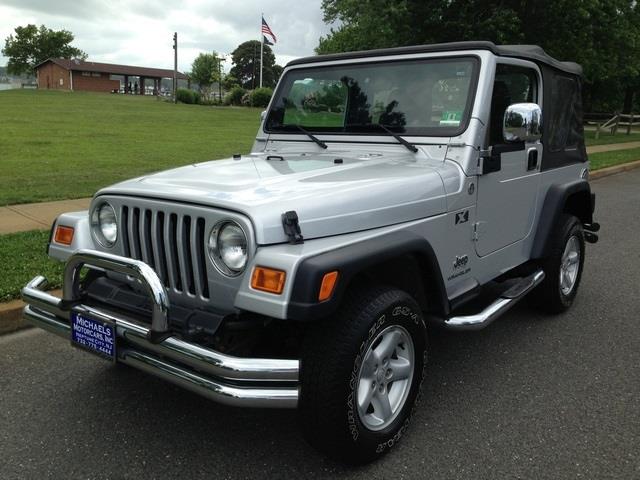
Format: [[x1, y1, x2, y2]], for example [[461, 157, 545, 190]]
[[584, 129, 640, 146], [589, 147, 640, 170], [2, 89, 639, 207], [0, 230, 63, 303], [0, 89, 261, 206]]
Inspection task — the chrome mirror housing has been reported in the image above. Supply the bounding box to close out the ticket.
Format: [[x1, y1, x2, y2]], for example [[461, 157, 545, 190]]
[[503, 103, 542, 142]]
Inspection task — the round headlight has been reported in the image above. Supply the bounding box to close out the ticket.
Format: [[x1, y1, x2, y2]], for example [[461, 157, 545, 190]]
[[92, 202, 118, 247], [208, 221, 248, 276]]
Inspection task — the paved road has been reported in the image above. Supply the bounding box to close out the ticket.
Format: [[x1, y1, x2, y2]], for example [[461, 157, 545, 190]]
[[1, 171, 639, 480]]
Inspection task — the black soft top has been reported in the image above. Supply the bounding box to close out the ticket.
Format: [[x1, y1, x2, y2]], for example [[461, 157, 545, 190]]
[[287, 41, 582, 76]]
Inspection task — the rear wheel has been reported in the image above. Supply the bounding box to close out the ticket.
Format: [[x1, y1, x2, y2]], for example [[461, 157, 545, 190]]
[[299, 286, 427, 464], [535, 214, 585, 313]]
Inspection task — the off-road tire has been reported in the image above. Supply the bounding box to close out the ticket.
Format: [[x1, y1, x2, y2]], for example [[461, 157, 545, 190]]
[[535, 214, 585, 313], [299, 286, 427, 464]]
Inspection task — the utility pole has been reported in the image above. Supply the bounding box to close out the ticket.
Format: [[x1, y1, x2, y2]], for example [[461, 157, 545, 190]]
[[218, 55, 225, 104], [173, 32, 178, 104]]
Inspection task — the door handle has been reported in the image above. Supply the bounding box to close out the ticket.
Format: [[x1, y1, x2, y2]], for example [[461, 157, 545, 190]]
[[527, 149, 538, 171]]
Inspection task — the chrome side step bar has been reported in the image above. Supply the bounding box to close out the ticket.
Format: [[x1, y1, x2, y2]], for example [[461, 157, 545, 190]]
[[444, 270, 545, 331]]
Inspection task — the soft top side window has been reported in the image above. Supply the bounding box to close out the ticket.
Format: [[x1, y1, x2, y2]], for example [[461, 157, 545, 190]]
[[547, 75, 581, 152]]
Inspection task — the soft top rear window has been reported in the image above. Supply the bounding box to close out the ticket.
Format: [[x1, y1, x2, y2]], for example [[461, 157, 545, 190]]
[[265, 57, 479, 137]]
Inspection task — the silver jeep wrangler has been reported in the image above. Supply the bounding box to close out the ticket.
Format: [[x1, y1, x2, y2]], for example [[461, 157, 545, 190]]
[[23, 41, 599, 463]]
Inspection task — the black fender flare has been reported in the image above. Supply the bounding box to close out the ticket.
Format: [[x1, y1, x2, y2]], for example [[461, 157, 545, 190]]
[[532, 179, 594, 259], [286, 230, 449, 321]]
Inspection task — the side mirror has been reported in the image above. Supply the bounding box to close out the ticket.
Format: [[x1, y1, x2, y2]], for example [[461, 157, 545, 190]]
[[503, 103, 542, 143]]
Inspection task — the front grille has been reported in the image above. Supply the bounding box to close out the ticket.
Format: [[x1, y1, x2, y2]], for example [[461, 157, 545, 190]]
[[120, 206, 210, 299]]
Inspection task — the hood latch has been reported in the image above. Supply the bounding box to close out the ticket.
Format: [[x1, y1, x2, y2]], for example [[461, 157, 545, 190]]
[[282, 211, 304, 244]]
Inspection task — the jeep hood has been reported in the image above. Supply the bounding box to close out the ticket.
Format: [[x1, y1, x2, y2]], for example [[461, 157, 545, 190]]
[[98, 151, 448, 244]]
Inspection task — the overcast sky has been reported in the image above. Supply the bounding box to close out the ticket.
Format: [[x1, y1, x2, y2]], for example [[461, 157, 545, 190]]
[[0, 0, 333, 72]]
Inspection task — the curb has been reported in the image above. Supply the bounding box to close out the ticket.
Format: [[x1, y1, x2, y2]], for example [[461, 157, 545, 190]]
[[0, 289, 61, 335], [590, 159, 640, 180], [0, 298, 30, 335]]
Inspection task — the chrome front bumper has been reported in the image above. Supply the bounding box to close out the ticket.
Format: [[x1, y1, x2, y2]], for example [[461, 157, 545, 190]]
[[22, 249, 299, 408]]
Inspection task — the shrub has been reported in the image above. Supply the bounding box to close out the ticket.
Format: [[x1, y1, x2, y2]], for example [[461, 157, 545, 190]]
[[225, 86, 246, 106], [176, 88, 199, 104], [250, 87, 273, 108], [199, 97, 219, 106]]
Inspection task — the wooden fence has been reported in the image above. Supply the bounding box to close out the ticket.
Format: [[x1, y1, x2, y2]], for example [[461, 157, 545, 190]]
[[586, 112, 640, 138]]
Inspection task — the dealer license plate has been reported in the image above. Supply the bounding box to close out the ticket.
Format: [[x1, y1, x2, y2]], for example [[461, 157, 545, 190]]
[[70, 311, 116, 361]]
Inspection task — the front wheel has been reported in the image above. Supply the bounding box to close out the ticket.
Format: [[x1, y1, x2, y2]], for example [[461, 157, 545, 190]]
[[299, 286, 427, 464]]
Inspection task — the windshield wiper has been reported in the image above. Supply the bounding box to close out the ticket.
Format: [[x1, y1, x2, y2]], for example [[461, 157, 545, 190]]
[[346, 123, 418, 153], [282, 124, 327, 149], [375, 124, 418, 153]]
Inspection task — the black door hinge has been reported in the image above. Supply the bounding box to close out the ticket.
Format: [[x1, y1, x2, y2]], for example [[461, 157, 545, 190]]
[[282, 211, 304, 244]]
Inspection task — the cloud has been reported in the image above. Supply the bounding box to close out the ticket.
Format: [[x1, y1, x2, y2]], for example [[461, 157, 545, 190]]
[[0, 0, 110, 21], [0, 0, 332, 72]]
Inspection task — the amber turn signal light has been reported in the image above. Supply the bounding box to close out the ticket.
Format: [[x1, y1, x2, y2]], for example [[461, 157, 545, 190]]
[[318, 271, 339, 302], [53, 225, 74, 245], [251, 267, 286, 294]]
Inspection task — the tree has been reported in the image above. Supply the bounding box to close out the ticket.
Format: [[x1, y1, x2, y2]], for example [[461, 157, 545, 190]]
[[317, 0, 640, 112], [272, 64, 284, 85], [222, 74, 240, 91], [190, 52, 222, 98], [229, 40, 282, 89], [2, 24, 86, 75]]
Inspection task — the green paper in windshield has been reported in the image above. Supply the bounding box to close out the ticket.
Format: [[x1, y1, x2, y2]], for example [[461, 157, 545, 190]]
[[440, 111, 462, 126]]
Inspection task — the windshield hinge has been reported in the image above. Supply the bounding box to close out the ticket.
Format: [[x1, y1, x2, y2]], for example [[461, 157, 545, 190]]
[[479, 147, 492, 158], [477, 147, 492, 175], [282, 211, 304, 244]]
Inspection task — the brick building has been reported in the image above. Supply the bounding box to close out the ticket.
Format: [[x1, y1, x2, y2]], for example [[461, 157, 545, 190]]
[[35, 58, 188, 95]]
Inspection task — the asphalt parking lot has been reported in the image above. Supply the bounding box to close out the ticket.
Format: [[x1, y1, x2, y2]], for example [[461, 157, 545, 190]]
[[1, 169, 638, 479]]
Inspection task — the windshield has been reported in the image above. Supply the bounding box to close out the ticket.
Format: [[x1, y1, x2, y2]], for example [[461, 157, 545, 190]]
[[266, 57, 478, 137]]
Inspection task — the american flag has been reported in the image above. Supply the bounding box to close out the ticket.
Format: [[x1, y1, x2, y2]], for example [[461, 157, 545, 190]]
[[262, 16, 277, 44]]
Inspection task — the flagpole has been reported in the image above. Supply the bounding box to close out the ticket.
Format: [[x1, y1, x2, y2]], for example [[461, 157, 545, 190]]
[[259, 13, 264, 88]]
